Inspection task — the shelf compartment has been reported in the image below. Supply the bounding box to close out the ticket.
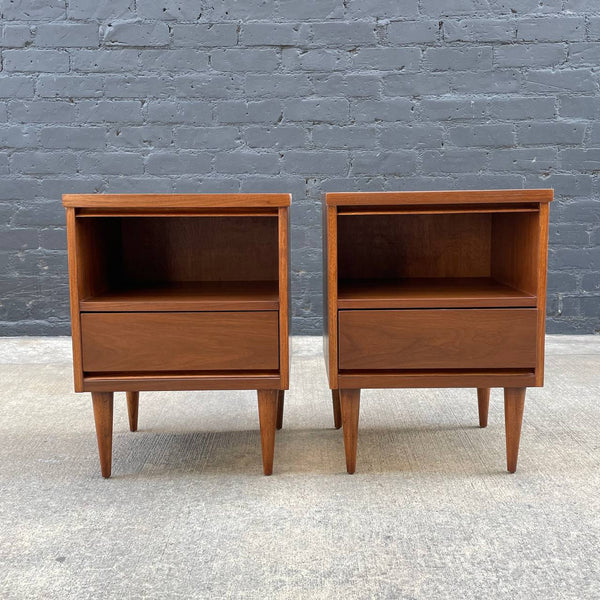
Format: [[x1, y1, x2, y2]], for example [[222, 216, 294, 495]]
[[80, 280, 279, 312], [337, 277, 536, 309]]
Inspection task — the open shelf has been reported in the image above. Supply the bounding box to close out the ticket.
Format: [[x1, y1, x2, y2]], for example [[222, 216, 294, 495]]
[[337, 277, 536, 309], [80, 280, 279, 312]]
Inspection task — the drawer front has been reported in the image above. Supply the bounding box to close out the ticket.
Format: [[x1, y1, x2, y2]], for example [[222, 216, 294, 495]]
[[338, 309, 537, 370], [81, 312, 279, 372]]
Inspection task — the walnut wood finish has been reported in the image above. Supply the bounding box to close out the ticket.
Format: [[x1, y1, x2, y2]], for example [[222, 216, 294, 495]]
[[324, 189, 552, 474], [332, 390, 342, 429], [504, 387, 526, 473], [276, 390, 284, 431], [92, 392, 113, 478], [64, 193, 290, 477], [477, 388, 490, 428], [81, 311, 279, 372], [257, 389, 279, 475], [126, 391, 139, 432], [340, 389, 360, 474]]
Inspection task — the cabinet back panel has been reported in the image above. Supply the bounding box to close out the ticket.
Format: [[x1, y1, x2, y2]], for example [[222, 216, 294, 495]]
[[337, 213, 492, 279], [120, 217, 278, 283]]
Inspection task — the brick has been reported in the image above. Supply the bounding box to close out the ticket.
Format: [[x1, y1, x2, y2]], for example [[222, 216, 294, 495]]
[[103, 76, 173, 97], [352, 48, 420, 71], [245, 75, 312, 98], [549, 224, 590, 246], [421, 98, 487, 120], [36, 74, 104, 98], [9, 100, 76, 123], [284, 99, 349, 123], [422, 149, 487, 173], [80, 152, 143, 175], [0, 229, 38, 250], [3, 50, 69, 72], [0, 126, 37, 149], [351, 151, 417, 175], [559, 96, 600, 119], [109, 126, 173, 148], [1, 0, 65, 20], [174, 126, 238, 150], [76, 100, 143, 123], [278, 0, 344, 20], [173, 24, 238, 47], [136, 0, 203, 20], [380, 125, 443, 149], [311, 74, 381, 98], [102, 20, 170, 47], [215, 151, 279, 174], [147, 101, 212, 124], [313, 126, 378, 149], [0, 152, 8, 174], [451, 70, 521, 94], [241, 24, 308, 46], [0, 103, 7, 122], [67, 0, 133, 20], [517, 122, 585, 145], [568, 44, 600, 67], [591, 17, 600, 41], [71, 49, 141, 73], [0, 25, 33, 47], [384, 73, 451, 96], [139, 50, 209, 72], [40, 228, 67, 251], [211, 49, 279, 73], [40, 126, 106, 149], [282, 151, 347, 175], [0, 76, 35, 98], [310, 23, 376, 46], [560, 149, 600, 171], [353, 99, 413, 122], [424, 47, 492, 71], [449, 124, 514, 147], [517, 17, 585, 42], [387, 21, 438, 44], [347, 0, 418, 18], [553, 248, 600, 269], [245, 126, 307, 149], [420, 0, 489, 16], [175, 75, 242, 99], [144, 152, 212, 175], [282, 49, 350, 71], [444, 19, 516, 42], [488, 96, 555, 120], [494, 43, 566, 67], [216, 100, 282, 124], [490, 148, 558, 172], [11, 151, 78, 174], [582, 273, 600, 292], [103, 177, 173, 193], [35, 23, 98, 48]]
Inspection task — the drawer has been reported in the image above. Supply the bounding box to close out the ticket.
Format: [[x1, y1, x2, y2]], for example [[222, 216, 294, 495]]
[[338, 309, 537, 370], [81, 311, 279, 372]]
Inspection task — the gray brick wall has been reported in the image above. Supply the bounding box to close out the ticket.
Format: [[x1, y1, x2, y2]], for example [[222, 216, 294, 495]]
[[1, 1, 599, 335]]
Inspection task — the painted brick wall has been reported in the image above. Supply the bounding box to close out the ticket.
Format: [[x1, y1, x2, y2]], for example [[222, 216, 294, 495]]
[[1, 0, 599, 335]]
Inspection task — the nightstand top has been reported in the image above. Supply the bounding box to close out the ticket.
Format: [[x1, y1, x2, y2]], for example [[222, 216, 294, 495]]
[[326, 189, 553, 206], [63, 193, 291, 209]]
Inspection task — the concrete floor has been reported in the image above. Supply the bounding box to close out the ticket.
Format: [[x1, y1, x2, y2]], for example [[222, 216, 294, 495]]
[[0, 335, 599, 599]]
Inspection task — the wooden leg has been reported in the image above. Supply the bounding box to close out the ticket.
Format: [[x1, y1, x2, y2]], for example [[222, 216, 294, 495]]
[[276, 390, 284, 430], [504, 387, 526, 473], [257, 390, 278, 476], [340, 389, 360, 474], [91, 392, 114, 479], [477, 388, 490, 428], [126, 391, 139, 432], [332, 389, 342, 430]]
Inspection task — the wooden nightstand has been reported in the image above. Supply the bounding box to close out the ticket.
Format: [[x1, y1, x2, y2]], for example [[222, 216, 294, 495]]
[[63, 193, 290, 478], [323, 189, 553, 474]]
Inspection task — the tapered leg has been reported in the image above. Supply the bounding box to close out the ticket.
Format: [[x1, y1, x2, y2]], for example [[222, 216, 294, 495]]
[[504, 387, 526, 473], [92, 392, 114, 478], [332, 389, 342, 430], [477, 388, 490, 428], [126, 391, 139, 432], [257, 389, 278, 476], [340, 389, 360, 474], [276, 390, 284, 430]]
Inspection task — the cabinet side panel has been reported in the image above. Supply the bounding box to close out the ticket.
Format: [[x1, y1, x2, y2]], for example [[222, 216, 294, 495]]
[[536, 202, 550, 386], [279, 207, 290, 389], [66, 207, 84, 392], [324, 204, 338, 388]]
